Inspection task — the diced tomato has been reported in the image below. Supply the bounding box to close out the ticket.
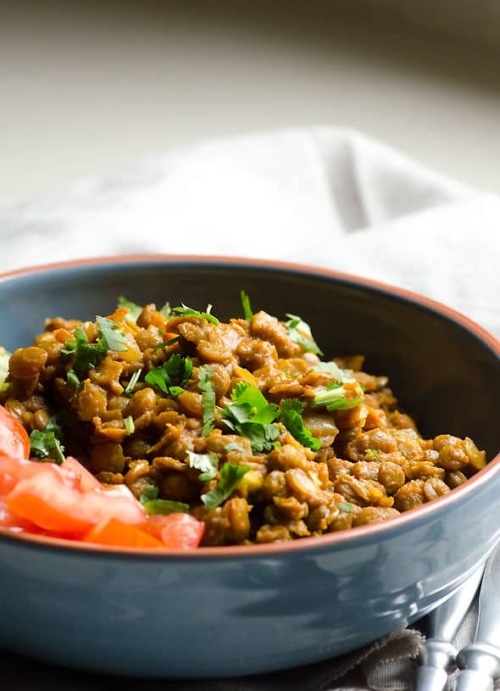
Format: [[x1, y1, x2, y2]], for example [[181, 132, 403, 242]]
[[0, 498, 45, 533], [5, 465, 146, 535], [0, 457, 46, 496], [61, 456, 102, 491], [0, 405, 30, 461], [83, 518, 165, 549], [143, 513, 205, 549]]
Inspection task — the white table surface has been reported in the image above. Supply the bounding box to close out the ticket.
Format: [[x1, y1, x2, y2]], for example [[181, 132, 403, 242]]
[[1, 0, 500, 211]]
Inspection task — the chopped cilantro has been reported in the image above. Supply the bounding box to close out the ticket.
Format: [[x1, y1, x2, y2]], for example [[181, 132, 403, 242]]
[[159, 301, 172, 318], [187, 451, 219, 483], [312, 385, 363, 411], [220, 382, 280, 452], [95, 316, 129, 353], [117, 296, 142, 322], [240, 290, 253, 321], [172, 303, 219, 325], [338, 501, 355, 513], [145, 354, 193, 397], [365, 449, 379, 460], [311, 361, 351, 382], [29, 417, 65, 464], [201, 463, 250, 509], [124, 369, 142, 396], [139, 486, 189, 515], [123, 416, 135, 435], [225, 442, 245, 453], [154, 335, 181, 350], [63, 317, 128, 383], [198, 365, 216, 436], [285, 314, 323, 356], [279, 399, 321, 451]]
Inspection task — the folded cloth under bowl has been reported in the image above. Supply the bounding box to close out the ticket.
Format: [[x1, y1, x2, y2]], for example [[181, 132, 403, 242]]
[[0, 126, 498, 690]]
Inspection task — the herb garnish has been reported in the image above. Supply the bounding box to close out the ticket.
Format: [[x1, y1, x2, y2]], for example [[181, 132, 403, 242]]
[[62, 317, 128, 384], [285, 314, 323, 355], [220, 382, 280, 452], [312, 382, 363, 411], [117, 296, 142, 322], [240, 290, 253, 321], [139, 486, 189, 515], [124, 369, 142, 396], [187, 451, 219, 483], [172, 303, 219, 325], [198, 365, 216, 436], [123, 416, 135, 435], [201, 463, 250, 509], [279, 399, 321, 451], [338, 501, 355, 513], [311, 361, 351, 382], [29, 417, 65, 464], [145, 354, 193, 397]]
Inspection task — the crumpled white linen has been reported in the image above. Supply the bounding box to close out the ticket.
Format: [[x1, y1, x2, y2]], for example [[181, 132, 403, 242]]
[[1, 126, 499, 338]]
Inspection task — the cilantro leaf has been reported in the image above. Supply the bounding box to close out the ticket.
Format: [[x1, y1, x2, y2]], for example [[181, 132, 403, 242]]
[[62, 317, 128, 383], [172, 303, 219, 325], [63, 326, 106, 375], [311, 361, 352, 382], [117, 296, 142, 322], [159, 302, 172, 318], [201, 463, 250, 509], [124, 369, 142, 396], [96, 316, 128, 353], [145, 354, 193, 396], [29, 417, 65, 464], [312, 385, 363, 411], [240, 290, 253, 321], [220, 383, 280, 452], [139, 486, 189, 515], [279, 399, 322, 451], [285, 313, 323, 356], [187, 451, 219, 483], [198, 365, 216, 436]]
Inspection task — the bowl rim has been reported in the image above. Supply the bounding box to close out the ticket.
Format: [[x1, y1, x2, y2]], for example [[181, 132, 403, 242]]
[[0, 252, 498, 559]]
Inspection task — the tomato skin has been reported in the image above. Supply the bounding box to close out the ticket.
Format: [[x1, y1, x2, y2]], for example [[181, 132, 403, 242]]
[[0, 405, 30, 460], [0, 452, 205, 550], [0, 498, 45, 533], [61, 456, 102, 491], [83, 518, 165, 549], [144, 513, 205, 549]]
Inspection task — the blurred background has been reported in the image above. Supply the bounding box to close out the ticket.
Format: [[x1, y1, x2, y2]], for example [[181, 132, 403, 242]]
[[1, 0, 499, 210]]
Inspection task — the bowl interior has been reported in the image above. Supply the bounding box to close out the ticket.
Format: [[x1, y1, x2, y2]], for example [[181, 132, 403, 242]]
[[1, 257, 499, 457]]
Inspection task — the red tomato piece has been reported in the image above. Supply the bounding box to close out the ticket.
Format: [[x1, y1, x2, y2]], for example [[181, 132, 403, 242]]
[[0, 405, 30, 461], [0, 457, 46, 496], [0, 498, 45, 534], [144, 513, 205, 549], [83, 518, 165, 549], [61, 456, 102, 491], [5, 466, 146, 535]]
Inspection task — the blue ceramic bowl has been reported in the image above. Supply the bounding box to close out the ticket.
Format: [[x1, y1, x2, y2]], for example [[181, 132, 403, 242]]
[[0, 255, 498, 679]]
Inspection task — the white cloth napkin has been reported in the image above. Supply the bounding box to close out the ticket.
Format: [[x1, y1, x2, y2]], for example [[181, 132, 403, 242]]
[[0, 126, 499, 690], [1, 126, 499, 338]]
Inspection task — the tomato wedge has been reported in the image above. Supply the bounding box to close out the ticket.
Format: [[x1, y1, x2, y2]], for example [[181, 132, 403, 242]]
[[5, 463, 146, 535], [0, 405, 30, 460], [83, 518, 165, 549], [144, 513, 205, 549]]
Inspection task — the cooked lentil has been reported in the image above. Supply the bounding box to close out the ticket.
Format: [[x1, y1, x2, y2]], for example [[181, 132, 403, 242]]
[[0, 299, 487, 546]]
